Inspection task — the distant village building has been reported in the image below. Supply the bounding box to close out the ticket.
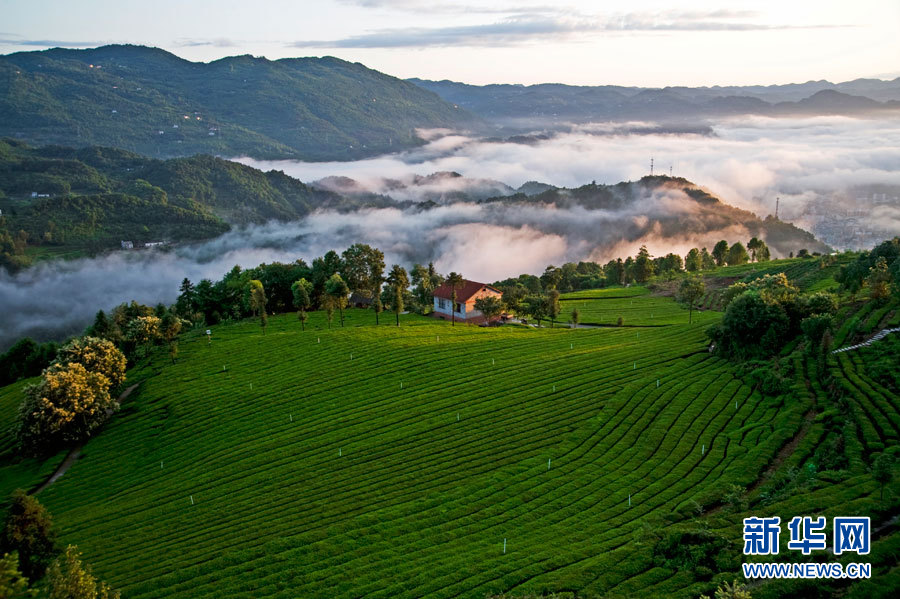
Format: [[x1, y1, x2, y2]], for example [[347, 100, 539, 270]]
[[143, 241, 165, 248], [121, 240, 134, 249], [432, 279, 502, 324], [30, 192, 50, 198]]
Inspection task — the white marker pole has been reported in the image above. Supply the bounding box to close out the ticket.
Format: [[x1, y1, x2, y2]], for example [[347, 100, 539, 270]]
[[492, 358, 495, 365], [552, 385, 555, 392], [503, 538, 506, 554], [190, 495, 194, 505], [628, 493, 631, 507], [160, 461, 163, 469], [400, 381, 403, 389], [457, 413, 460, 421], [317, 337, 320, 343], [339, 448, 342, 457], [633, 362, 636, 370], [250, 383, 253, 391], [548, 458, 551, 470], [290, 413, 293, 422], [702, 444, 705, 455], [657, 379, 660, 388]]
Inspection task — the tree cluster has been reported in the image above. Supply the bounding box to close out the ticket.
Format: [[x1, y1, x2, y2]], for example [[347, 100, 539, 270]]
[[15, 337, 126, 454], [707, 273, 838, 360], [836, 237, 900, 299]]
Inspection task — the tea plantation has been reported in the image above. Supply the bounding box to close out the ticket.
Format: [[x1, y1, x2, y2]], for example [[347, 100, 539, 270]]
[[1, 283, 898, 598]]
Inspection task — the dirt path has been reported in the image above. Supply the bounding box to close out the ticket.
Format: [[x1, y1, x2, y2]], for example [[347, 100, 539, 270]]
[[32, 383, 139, 495]]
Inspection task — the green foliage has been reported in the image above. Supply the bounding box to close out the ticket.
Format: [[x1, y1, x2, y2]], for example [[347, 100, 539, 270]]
[[473, 295, 503, 323], [324, 274, 350, 327], [872, 453, 895, 500], [0, 490, 59, 582], [725, 242, 750, 266], [0, 551, 34, 598], [0, 45, 476, 161], [47, 545, 119, 599], [677, 276, 706, 323], [700, 579, 752, 599], [0, 339, 58, 387], [652, 528, 734, 579], [712, 240, 729, 266], [546, 289, 561, 326]]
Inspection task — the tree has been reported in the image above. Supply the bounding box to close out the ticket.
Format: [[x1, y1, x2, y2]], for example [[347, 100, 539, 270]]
[[501, 285, 526, 318], [291, 279, 312, 331], [726, 242, 749, 266], [801, 314, 832, 350], [747, 237, 763, 262], [445, 272, 464, 326], [632, 246, 655, 283], [872, 453, 894, 500], [390, 284, 404, 326], [473, 295, 503, 324], [340, 243, 384, 299], [524, 295, 547, 327], [16, 363, 115, 452], [159, 312, 182, 347], [248, 280, 267, 334], [176, 278, 196, 316], [47, 545, 119, 599], [712, 240, 729, 267], [51, 337, 126, 389], [125, 315, 161, 355], [87, 310, 113, 341], [386, 265, 409, 327], [868, 257, 891, 300], [325, 273, 350, 327], [1, 491, 58, 582], [677, 276, 706, 324], [372, 295, 383, 325], [700, 247, 716, 270], [684, 248, 702, 272], [570, 307, 580, 328], [0, 551, 32, 598], [605, 258, 625, 286], [547, 289, 561, 327]]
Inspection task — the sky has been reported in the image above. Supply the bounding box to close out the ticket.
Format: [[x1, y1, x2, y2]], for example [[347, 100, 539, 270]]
[[1, 0, 898, 86]]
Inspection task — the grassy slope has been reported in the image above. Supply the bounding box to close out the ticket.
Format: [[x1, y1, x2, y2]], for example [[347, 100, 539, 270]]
[[0, 279, 897, 598]]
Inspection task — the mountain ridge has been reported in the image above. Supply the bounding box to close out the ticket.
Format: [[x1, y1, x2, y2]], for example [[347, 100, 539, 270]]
[[0, 44, 479, 161]]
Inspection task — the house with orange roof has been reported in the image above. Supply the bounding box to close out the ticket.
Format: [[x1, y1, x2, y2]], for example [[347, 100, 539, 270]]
[[432, 279, 503, 324]]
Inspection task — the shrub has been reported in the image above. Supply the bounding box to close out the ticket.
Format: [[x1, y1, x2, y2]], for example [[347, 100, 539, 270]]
[[0, 490, 59, 582]]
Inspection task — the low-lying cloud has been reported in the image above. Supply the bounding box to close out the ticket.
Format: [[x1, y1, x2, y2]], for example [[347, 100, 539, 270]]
[[1, 114, 898, 350]]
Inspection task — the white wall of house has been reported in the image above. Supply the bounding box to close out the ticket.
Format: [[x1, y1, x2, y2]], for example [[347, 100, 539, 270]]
[[433, 296, 467, 319]]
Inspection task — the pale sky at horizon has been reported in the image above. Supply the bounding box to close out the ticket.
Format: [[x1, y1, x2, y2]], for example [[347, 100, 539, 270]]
[[1, 0, 898, 87]]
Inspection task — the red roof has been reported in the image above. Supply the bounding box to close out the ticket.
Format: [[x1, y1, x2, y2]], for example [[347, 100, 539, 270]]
[[433, 279, 501, 302]]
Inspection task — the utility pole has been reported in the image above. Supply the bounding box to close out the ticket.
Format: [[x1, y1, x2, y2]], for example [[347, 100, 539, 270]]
[[650, 157, 654, 176], [775, 196, 780, 220]]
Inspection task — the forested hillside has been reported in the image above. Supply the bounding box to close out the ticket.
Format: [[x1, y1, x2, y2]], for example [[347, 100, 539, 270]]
[[0, 45, 479, 160], [0, 139, 348, 269]]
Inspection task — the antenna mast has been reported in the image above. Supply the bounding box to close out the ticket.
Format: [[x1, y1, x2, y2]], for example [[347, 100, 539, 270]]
[[650, 157, 654, 176], [775, 196, 780, 220]]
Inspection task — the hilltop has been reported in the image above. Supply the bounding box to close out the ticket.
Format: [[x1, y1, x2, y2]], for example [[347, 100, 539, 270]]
[[0, 45, 479, 161]]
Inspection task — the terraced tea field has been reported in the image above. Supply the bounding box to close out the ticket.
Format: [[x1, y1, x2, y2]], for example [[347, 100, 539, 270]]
[[1, 288, 896, 598], [561, 287, 721, 326]]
